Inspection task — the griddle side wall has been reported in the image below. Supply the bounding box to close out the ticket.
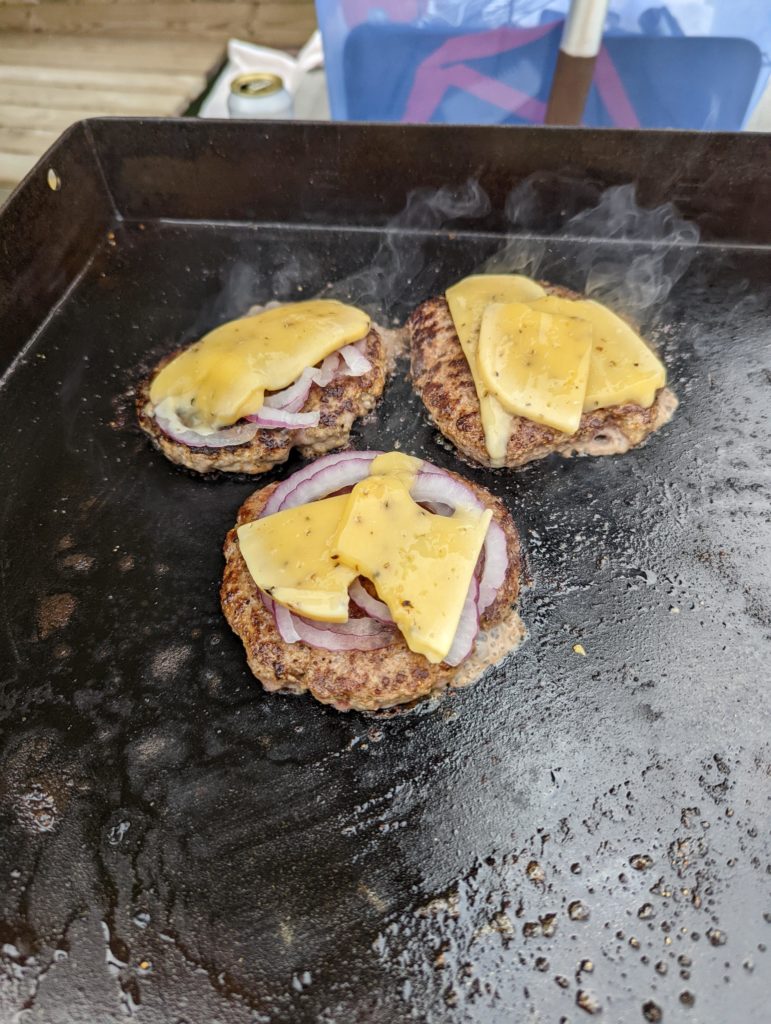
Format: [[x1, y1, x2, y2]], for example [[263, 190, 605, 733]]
[[84, 120, 771, 245], [0, 123, 115, 376]]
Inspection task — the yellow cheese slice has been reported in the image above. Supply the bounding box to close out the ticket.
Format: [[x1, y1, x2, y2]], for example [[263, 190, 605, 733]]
[[446, 275, 546, 465], [477, 302, 593, 435], [333, 475, 491, 663], [369, 450, 422, 485], [150, 299, 370, 430], [236, 495, 357, 622], [528, 295, 665, 411]]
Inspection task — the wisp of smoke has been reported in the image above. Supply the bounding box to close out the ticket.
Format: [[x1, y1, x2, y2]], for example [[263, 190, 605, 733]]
[[186, 261, 262, 340], [482, 179, 549, 278], [195, 177, 699, 334], [485, 181, 700, 318], [190, 181, 491, 331], [320, 179, 491, 316], [564, 184, 700, 313]]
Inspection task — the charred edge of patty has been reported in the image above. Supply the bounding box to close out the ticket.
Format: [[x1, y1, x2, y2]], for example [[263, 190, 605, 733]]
[[407, 291, 677, 470], [220, 473, 521, 712], [135, 327, 387, 476]]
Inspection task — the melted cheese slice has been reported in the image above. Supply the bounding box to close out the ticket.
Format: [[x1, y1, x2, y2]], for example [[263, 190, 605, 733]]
[[477, 302, 593, 435], [369, 450, 422, 485], [237, 495, 357, 622], [528, 295, 665, 411], [446, 275, 546, 465], [150, 300, 370, 430], [333, 475, 491, 663]]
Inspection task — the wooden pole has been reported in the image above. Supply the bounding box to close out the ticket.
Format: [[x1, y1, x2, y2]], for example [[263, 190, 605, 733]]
[[545, 0, 610, 126]]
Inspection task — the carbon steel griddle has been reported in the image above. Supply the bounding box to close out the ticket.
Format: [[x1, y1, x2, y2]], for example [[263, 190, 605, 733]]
[[0, 121, 770, 1023]]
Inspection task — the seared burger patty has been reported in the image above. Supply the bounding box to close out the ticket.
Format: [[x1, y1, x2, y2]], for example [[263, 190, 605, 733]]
[[136, 327, 387, 475], [220, 471, 521, 712], [408, 287, 678, 470]]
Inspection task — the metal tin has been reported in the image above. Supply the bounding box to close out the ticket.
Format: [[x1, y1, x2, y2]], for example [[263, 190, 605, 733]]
[[227, 71, 293, 119]]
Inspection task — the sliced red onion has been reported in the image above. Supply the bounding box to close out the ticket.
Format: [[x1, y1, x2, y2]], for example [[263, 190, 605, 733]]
[[410, 468, 483, 512], [262, 367, 317, 413], [262, 450, 383, 517], [298, 616, 390, 637], [282, 394, 308, 414], [246, 407, 320, 429], [317, 352, 342, 384], [233, 342, 368, 429], [419, 501, 454, 517], [283, 456, 380, 511], [444, 576, 480, 667], [262, 354, 342, 414], [291, 616, 395, 651], [262, 450, 362, 517], [268, 595, 394, 651], [338, 343, 372, 377], [477, 521, 508, 614], [272, 599, 301, 643], [349, 579, 393, 623], [153, 399, 258, 449]]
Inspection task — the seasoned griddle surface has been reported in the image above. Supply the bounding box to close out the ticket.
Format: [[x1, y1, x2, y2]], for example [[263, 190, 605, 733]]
[[1, 220, 770, 1023]]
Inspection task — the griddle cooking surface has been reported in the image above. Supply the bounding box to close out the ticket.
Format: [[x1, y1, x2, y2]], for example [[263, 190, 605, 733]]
[[1, 213, 770, 1023]]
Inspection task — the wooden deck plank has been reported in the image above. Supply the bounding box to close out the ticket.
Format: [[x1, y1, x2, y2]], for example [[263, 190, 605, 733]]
[[0, 149, 38, 186], [0, 126, 60, 155], [0, 4, 258, 40], [0, 3, 316, 47], [0, 81, 196, 114], [0, 33, 224, 74], [0, 64, 204, 93], [0, 101, 193, 130]]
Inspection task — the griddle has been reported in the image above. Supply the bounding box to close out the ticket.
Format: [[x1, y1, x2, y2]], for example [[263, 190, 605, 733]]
[[1, 121, 770, 1023]]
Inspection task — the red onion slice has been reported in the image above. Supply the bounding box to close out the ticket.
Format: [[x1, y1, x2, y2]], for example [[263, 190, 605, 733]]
[[282, 456, 379, 512], [246, 407, 320, 429], [153, 399, 258, 449], [298, 616, 391, 637], [338, 343, 372, 377], [262, 367, 317, 412], [477, 521, 508, 614], [317, 352, 342, 385], [267, 595, 395, 651], [444, 576, 480, 667], [262, 450, 383, 517], [262, 450, 365, 517], [418, 501, 454, 517], [218, 339, 368, 432], [410, 468, 483, 512], [348, 580, 393, 623], [272, 599, 301, 643], [291, 616, 396, 651], [262, 353, 342, 414]]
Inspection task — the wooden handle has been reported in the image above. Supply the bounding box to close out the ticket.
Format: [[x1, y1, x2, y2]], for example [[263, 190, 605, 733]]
[[544, 50, 597, 126]]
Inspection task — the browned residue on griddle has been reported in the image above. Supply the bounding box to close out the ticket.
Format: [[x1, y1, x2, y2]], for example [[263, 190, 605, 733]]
[[59, 553, 96, 573], [36, 593, 77, 639]]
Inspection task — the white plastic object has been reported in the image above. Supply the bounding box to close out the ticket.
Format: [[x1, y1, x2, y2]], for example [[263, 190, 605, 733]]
[[200, 31, 325, 120], [560, 0, 611, 58]]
